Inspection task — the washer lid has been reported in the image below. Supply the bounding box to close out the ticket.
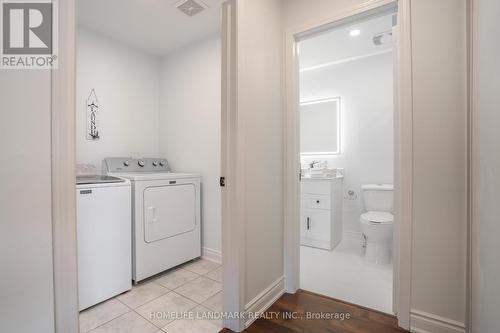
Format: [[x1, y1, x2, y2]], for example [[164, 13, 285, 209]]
[[361, 211, 394, 224], [76, 175, 125, 185]]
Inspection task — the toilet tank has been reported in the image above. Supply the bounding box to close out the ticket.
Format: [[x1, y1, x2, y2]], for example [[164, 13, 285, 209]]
[[361, 184, 394, 212]]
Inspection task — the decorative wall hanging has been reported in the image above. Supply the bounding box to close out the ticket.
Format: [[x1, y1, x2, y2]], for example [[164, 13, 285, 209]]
[[86, 89, 100, 140]]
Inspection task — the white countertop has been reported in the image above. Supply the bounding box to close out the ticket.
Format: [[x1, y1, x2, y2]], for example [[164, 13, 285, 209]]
[[301, 175, 344, 181]]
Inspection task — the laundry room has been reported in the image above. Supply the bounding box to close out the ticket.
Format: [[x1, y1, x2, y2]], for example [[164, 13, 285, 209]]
[[74, 1, 223, 332]]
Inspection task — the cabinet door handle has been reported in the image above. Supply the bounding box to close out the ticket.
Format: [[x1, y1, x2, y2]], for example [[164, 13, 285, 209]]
[[316, 200, 320, 204], [306, 217, 310, 230]]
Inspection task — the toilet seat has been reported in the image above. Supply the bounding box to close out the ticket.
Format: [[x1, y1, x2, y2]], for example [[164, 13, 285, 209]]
[[360, 211, 393, 224]]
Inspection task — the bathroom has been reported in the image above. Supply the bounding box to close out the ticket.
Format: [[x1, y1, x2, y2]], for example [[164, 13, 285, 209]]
[[298, 10, 395, 314]]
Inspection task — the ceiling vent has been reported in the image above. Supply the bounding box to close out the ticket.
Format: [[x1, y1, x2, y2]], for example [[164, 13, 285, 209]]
[[175, 0, 207, 17]]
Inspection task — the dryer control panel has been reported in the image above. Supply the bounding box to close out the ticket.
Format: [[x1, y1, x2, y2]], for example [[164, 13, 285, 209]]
[[103, 158, 171, 173]]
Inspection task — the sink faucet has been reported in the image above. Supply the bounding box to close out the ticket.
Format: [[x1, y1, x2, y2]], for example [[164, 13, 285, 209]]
[[309, 160, 320, 169]]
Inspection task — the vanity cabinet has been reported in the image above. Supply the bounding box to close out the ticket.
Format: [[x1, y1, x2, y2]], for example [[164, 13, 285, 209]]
[[300, 177, 343, 250]]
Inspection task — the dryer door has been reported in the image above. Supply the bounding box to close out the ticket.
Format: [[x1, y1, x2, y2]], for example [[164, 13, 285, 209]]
[[143, 184, 196, 243]]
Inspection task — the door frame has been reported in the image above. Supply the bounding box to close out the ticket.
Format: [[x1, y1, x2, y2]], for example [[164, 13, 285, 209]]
[[51, 1, 238, 332], [282, 0, 414, 329], [468, 0, 478, 331], [220, 0, 245, 331], [51, 0, 79, 332]]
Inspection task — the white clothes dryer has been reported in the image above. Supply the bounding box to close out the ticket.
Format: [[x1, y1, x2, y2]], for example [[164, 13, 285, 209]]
[[104, 158, 201, 282]]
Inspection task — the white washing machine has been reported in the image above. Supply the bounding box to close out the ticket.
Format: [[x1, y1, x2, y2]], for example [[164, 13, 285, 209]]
[[76, 175, 131, 310], [103, 158, 201, 283]]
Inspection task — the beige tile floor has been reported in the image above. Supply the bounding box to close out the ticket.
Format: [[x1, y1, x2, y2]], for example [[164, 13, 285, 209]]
[[80, 259, 223, 333]]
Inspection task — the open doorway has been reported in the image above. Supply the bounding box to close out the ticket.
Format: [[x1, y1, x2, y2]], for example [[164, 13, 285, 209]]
[[294, 8, 398, 315], [74, 1, 224, 332]]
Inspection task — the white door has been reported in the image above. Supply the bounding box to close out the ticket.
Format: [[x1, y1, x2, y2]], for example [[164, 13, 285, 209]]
[[143, 184, 196, 243], [306, 209, 331, 243]]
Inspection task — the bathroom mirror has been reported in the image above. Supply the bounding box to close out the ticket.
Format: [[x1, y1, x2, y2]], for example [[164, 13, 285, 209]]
[[300, 97, 341, 155]]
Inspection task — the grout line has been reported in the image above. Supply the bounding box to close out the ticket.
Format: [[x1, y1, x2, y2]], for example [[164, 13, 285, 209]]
[[203, 269, 222, 283], [147, 265, 202, 293], [84, 262, 223, 332], [135, 290, 175, 311], [118, 289, 172, 311], [132, 291, 201, 329], [171, 288, 205, 305], [171, 287, 222, 307], [135, 300, 201, 331], [150, 279, 175, 289], [133, 306, 169, 330], [155, 275, 200, 290], [203, 276, 222, 283], [85, 308, 133, 333], [115, 297, 134, 310], [181, 260, 221, 275], [204, 265, 222, 274]]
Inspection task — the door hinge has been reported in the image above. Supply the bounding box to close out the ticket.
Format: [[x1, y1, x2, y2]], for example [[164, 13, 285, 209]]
[[220, 177, 226, 187]]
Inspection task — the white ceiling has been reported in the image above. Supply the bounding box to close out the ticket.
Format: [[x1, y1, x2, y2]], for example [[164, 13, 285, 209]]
[[299, 14, 394, 70], [78, 0, 223, 56]]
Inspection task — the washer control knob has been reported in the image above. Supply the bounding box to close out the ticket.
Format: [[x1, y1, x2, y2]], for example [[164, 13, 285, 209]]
[[138, 160, 146, 167], [152, 161, 159, 167], [123, 161, 130, 167], [159, 161, 166, 167]]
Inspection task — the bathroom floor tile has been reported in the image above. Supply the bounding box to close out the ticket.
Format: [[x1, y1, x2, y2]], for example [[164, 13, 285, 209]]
[[117, 281, 169, 309], [135, 291, 197, 328], [155, 268, 199, 290], [182, 259, 220, 275], [89, 311, 158, 333], [202, 292, 222, 312], [205, 266, 222, 283], [174, 276, 222, 304], [300, 233, 393, 314], [79, 299, 130, 333]]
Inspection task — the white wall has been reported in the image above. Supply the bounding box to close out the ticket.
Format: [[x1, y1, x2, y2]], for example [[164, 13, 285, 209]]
[[409, 0, 468, 328], [76, 29, 160, 168], [283, 0, 468, 330], [0, 71, 55, 332], [235, 0, 285, 306], [475, 0, 500, 331], [77, 29, 222, 254], [300, 53, 393, 234], [159, 37, 222, 253], [283, 0, 367, 29]]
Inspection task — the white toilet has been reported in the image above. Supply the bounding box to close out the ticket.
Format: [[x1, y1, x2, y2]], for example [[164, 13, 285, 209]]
[[360, 184, 394, 265]]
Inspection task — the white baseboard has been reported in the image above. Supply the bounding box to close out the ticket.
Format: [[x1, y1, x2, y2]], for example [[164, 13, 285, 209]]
[[410, 310, 466, 333], [201, 247, 222, 264], [244, 276, 285, 328]]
